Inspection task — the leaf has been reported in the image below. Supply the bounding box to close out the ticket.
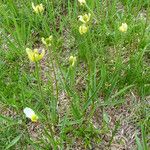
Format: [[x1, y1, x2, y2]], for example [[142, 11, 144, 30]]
[[99, 99, 125, 107], [135, 133, 143, 150], [83, 80, 103, 110], [5, 134, 22, 150], [109, 121, 120, 146], [141, 125, 148, 150], [109, 84, 134, 100]]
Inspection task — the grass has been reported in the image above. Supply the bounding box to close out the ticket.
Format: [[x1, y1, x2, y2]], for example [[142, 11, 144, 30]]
[[0, 0, 150, 149]]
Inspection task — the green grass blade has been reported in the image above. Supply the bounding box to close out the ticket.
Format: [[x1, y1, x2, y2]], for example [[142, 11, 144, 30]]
[[141, 125, 148, 150], [135, 133, 143, 150], [109, 84, 134, 100], [5, 134, 22, 150]]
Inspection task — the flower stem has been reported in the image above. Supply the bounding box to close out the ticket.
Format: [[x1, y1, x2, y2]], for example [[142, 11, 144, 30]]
[[35, 62, 47, 111]]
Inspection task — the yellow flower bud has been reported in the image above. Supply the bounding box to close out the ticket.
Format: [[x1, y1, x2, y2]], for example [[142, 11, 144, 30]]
[[79, 24, 88, 35], [69, 56, 77, 67], [78, 13, 91, 23], [32, 3, 44, 14], [119, 23, 128, 32], [78, 0, 86, 5], [41, 36, 53, 47]]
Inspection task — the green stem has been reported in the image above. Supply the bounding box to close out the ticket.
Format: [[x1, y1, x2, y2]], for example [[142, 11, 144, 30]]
[[68, 66, 76, 88], [35, 62, 56, 146], [51, 58, 59, 102], [35, 62, 47, 111], [47, 46, 59, 124]]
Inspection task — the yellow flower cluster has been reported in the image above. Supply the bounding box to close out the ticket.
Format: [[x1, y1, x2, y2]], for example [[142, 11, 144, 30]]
[[78, 13, 91, 35], [78, 0, 91, 35], [23, 2, 129, 124], [26, 35, 53, 62]]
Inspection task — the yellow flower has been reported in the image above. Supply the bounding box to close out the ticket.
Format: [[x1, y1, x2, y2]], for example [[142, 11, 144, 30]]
[[32, 2, 44, 14], [78, 0, 86, 5], [23, 107, 38, 122], [78, 13, 91, 23], [119, 23, 128, 32], [79, 24, 88, 35], [69, 56, 77, 67], [41, 36, 53, 47], [26, 48, 45, 62]]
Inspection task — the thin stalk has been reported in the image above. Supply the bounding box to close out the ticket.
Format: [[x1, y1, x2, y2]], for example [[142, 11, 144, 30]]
[[35, 61, 56, 140], [51, 57, 59, 102], [47, 46, 59, 103], [35, 62, 47, 112], [35, 62, 44, 100]]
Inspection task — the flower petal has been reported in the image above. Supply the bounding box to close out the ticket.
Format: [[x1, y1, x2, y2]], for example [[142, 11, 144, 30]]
[[23, 107, 35, 118], [31, 2, 35, 9], [41, 37, 46, 45], [26, 48, 35, 62]]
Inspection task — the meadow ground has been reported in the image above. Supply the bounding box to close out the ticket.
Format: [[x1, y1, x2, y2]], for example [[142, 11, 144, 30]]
[[0, 0, 150, 149]]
